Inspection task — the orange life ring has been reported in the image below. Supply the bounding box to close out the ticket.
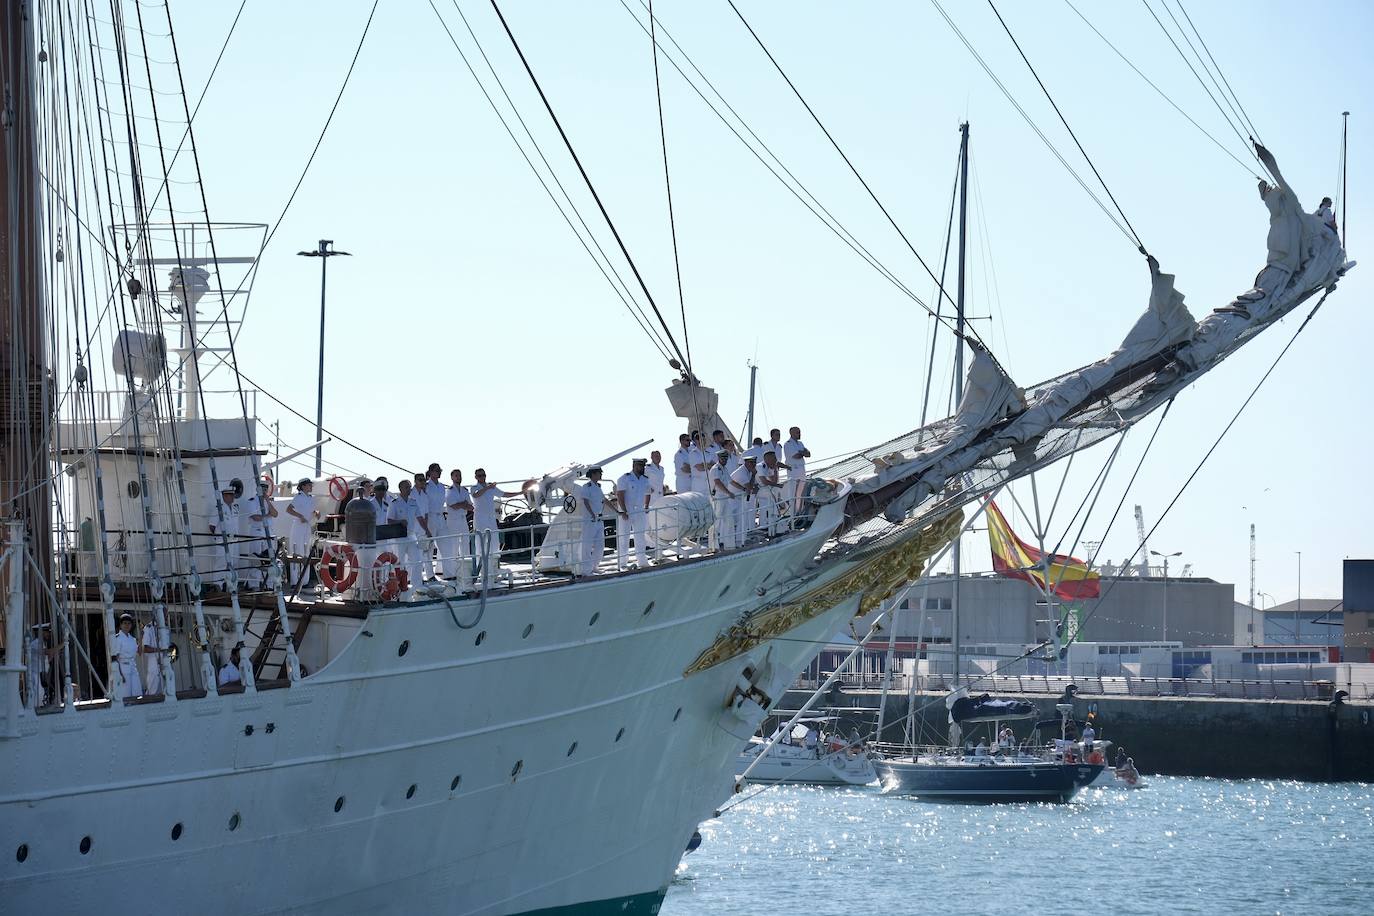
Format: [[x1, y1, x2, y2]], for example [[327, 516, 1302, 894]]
[[372, 551, 400, 600], [327, 476, 348, 501], [319, 543, 358, 592], [261, 471, 276, 498]]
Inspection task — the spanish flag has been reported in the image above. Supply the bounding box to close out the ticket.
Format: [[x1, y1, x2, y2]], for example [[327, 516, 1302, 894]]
[[985, 500, 1100, 600]]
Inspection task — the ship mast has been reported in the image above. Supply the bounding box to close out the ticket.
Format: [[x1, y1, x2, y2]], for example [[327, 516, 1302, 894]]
[[950, 121, 969, 690]]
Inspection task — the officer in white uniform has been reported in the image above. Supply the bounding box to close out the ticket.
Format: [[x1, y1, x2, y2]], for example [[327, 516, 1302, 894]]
[[614, 458, 652, 570], [470, 469, 526, 576], [688, 432, 710, 495], [673, 433, 693, 495], [140, 616, 172, 695], [244, 479, 278, 590], [366, 477, 391, 527], [26, 623, 61, 709], [286, 479, 317, 585], [387, 478, 423, 590], [729, 455, 760, 546], [112, 613, 143, 698], [708, 450, 736, 551], [209, 483, 242, 589], [444, 469, 474, 586], [784, 426, 811, 514], [217, 647, 243, 688], [723, 440, 743, 476], [423, 464, 448, 579], [756, 449, 784, 535], [410, 473, 436, 582], [646, 450, 666, 500], [578, 467, 607, 576]]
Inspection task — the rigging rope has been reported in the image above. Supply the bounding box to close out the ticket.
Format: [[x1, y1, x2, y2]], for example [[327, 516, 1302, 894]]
[[725, 0, 996, 356], [648, 0, 694, 379], [985, 0, 1148, 256], [487, 0, 691, 372], [1061, 0, 1257, 179], [427, 0, 675, 364], [1171, 0, 1265, 146], [928, 0, 1140, 251]]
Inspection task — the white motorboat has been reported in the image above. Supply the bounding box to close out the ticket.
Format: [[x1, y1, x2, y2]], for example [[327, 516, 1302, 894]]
[[737, 718, 878, 787]]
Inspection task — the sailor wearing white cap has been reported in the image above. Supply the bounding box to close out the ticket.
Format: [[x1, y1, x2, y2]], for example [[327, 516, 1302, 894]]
[[757, 449, 784, 535], [140, 615, 172, 696], [615, 458, 652, 570], [709, 449, 736, 551], [729, 455, 760, 546], [244, 478, 278, 589], [578, 467, 607, 576], [209, 481, 243, 589], [444, 469, 475, 586], [366, 477, 391, 527], [784, 427, 811, 514], [388, 479, 423, 590], [113, 613, 143, 699]]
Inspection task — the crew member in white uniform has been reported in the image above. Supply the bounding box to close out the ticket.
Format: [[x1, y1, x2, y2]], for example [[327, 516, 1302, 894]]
[[140, 616, 172, 695], [367, 478, 394, 588], [445, 469, 475, 587], [410, 473, 436, 582], [708, 450, 736, 551], [26, 623, 61, 709], [286, 479, 318, 586], [112, 613, 143, 698], [470, 469, 529, 576], [366, 477, 391, 526], [244, 478, 278, 590], [388, 478, 423, 590], [729, 455, 759, 546], [689, 431, 710, 495], [784, 426, 811, 515], [673, 434, 693, 495], [646, 450, 666, 501], [218, 647, 243, 688], [756, 449, 784, 535], [423, 464, 448, 579], [614, 458, 653, 570], [209, 483, 242, 589], [578, 467, 607, 576]]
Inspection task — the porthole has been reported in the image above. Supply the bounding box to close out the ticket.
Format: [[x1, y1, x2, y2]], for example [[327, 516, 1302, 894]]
[[334, 796, 345, 813], [228, 812, 241, 832], [673, 707, 682, 722], [615, 727, 626, 742], [126, 480, 141, 499], [79, 836, 91, 855], [406, 784, 417, 800], [521, 623, 533, 639], [588, 612, 599, 627], [718, 583, 730, 598], [15, 844, 27, 863], [398, 640, 410, 657], [642, 601, 655, 617], [450, 775, 461, 791], [475, 631, 486, 646], [171, 823, 183, 841], [511, 759, 523, 780], [567, 741, 578, 757]]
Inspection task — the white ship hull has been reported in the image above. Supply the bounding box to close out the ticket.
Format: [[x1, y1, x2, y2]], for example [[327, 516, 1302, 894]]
[[1, 518, 868, 914]]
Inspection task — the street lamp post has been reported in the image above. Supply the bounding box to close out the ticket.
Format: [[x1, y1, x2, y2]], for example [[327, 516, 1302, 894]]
[[1258, 591, 1275, 646], [1295, 551, 1303, 643], [1150, 549, 1183, 643], [297, 240, 351, 477]]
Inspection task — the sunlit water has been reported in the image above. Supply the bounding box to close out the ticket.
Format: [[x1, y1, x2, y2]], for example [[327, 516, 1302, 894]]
[[663, 778, 1372, 915]]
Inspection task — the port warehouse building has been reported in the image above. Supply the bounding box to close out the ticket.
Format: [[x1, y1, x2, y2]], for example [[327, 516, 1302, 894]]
[[809, 570, 1369, 686]]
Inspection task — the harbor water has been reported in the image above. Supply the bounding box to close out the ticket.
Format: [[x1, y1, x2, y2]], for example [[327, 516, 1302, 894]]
[[664, 778, 1372, 915]]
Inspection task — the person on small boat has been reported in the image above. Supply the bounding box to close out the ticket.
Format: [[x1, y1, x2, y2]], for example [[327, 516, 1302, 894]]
[[1120, 757, 1140, 785], [974, 740, 989, 757], [1081, 721, 1096, 753]]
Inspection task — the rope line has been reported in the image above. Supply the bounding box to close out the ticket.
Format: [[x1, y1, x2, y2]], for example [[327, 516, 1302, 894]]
[[985, 0, 1147, 256], [726, 0, 996, 356], [647, 0, 694, 379], [488, 0, 690, 371], [1172, 0, 1264, 144], [1061, 0, 1256, 178]]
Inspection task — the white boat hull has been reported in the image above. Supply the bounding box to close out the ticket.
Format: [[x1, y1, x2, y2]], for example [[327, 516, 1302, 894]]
[[736, 741, 878, 787], [0, 522, 864, 915]]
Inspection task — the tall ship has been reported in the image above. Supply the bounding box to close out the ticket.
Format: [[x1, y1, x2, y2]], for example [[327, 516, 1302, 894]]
[[0, 2, 1352, 913]]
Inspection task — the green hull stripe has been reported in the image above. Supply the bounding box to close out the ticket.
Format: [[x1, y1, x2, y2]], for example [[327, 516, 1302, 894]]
[[517, 888, 666, 915]]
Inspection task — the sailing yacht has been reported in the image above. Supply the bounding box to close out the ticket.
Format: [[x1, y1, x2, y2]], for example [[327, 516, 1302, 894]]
[[0, 2, 1352, 913]]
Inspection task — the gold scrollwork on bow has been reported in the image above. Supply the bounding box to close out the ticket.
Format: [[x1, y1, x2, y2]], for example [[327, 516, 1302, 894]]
[[684, 509, 964, 675]]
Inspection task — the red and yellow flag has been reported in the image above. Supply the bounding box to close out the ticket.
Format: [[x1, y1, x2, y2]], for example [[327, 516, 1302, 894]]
[[985, 500, 1100, 600]]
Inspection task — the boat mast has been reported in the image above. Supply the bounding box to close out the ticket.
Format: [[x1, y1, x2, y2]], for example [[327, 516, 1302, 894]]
[[745, 360, 758, 445], [951, 121, 969, 689]]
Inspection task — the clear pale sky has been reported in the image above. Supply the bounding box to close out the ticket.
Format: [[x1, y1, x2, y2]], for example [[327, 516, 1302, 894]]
[[160, 0, 1371, 605]]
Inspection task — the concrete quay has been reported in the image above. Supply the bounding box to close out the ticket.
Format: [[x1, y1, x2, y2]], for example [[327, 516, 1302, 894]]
[[778, 686, 1374, 782]]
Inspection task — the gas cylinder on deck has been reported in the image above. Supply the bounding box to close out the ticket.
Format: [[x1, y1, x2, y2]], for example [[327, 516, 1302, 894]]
[[345, 498, 376, 546]]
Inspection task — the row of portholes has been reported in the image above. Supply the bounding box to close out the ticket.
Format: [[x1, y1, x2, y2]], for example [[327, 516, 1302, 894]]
[[13, 711, 681, 866], [460, 601, 662, 651]]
